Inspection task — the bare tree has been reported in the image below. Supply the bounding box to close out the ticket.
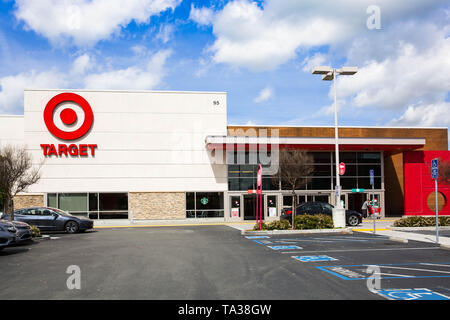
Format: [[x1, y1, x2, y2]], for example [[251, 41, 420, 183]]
[[273, 149, 314, 229], [438, 160, 450, 185], [0, 145, 41, 220]]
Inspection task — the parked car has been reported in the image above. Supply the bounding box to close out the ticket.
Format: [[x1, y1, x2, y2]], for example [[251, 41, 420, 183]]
[[1, 207, 94, 234], [280, 202, 363, 226], [10, 221, 33, 243], [0, 220, 17, 251]]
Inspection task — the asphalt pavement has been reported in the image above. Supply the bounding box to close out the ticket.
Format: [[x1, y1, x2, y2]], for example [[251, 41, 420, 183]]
[[1, 225, 449, 300]]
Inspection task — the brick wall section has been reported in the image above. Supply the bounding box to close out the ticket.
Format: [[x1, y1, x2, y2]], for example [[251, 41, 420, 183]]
[[129, 192, 185, 220], [13, 194, 44, 209]]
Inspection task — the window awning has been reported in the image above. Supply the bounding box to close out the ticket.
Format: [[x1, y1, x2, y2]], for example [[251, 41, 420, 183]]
[[205, 136, 425, 152]]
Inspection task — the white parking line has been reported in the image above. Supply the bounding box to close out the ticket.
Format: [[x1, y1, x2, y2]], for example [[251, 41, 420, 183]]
[[420, 263, 450, 268], [280, 247, 440, 254], [381, 266, 450, 275]]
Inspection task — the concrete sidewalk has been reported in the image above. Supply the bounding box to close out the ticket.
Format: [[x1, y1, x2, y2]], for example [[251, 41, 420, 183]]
[[93, 218, 255, 229]]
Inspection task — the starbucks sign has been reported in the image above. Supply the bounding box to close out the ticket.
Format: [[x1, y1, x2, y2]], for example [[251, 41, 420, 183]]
[[200, 197, 209, 205]]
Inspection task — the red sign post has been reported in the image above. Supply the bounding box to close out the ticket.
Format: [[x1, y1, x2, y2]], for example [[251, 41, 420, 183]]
[[256, 164, 263, 230]]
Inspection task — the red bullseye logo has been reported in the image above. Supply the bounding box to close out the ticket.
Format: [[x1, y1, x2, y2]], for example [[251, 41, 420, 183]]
[[43, 92, 93, 140]]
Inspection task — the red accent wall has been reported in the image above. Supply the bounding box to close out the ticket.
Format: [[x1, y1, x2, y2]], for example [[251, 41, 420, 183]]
[[404, 151, 450, 216]]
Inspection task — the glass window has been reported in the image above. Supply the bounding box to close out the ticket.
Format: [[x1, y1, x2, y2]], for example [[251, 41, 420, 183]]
[[196, 192, 224, 210], [42, 209, 52, 216], [25, 208, 41, 215], [186, 192, 195, 210], [358, 165, 381, 177], [58, 193, 87, 213], [262, 177, 278, 190], [230, 196, 240, 218], [310, 177, 332, 190], [316, 195, 330, 203], [313, 164, 332, 176], [47, 193, 57, 208], [358, 152, 381, 163], [312, 152, 331, 164], [283, 195, 292, 206], [333, 152, 357, 163], [89, 193, 98, 211], [358, 177, 382, 189], [98, 193, 128, 219], [186, 192, 224, 218], [339, 177, 358, 190]]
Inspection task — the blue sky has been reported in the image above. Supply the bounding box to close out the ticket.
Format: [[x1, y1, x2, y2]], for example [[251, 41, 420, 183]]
[[0, 0, 449, 139]]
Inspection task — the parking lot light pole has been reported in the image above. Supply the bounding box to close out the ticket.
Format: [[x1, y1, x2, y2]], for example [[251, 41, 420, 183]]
[[312, 66, 358, 228]]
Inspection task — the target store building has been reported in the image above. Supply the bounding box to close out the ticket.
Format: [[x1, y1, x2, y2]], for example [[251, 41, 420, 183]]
[[0, 89, 448, 221]]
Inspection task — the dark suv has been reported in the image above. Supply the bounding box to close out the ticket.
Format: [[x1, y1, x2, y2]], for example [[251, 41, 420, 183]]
[[280, 202, 362, 226]]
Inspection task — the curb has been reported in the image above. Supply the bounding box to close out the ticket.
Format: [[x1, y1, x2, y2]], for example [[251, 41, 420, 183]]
[[391, 226, 450, 231], [389, 236, 408, 244], [241, 228, 352, 236]]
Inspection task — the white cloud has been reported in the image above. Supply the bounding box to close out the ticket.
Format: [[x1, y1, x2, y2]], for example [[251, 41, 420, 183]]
[[336, 37, 450, 110], [83, 49, 172, 90], [254, 87, 273, 103], [156, 24, 175, 44], [189, 4, 215, 26], [70, 54, 92, 75], [0, 69, 67, 113], [389, 102, 450, 127], [206, 0, 444, 72], [301, 53, 328, 73], [14, 0, 181, 46], [0, 49, 172, 113]]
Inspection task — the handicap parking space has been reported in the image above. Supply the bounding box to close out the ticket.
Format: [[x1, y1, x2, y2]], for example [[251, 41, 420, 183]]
[[243, 231, 450, 300]]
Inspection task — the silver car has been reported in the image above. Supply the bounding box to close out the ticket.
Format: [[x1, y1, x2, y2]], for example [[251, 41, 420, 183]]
[[0, 220, 18, 251]]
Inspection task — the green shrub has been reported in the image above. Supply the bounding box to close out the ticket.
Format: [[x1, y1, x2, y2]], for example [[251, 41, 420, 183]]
[[393, 216, 450, 227], [30, 225, 40, 238], [253, 220, 291, 231], [294, 214, 334, 230]]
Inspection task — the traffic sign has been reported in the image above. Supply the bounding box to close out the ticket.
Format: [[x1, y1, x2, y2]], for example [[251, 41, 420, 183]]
[[370, 169, 374, 186], [339, 162, 346, 175], [432, 158, 438, 179]]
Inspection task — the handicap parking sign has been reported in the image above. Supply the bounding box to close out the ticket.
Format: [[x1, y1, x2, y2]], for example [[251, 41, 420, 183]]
[[268, 245, 302, 250], [292, 255, 337, 262], [375, 288, 450, 301]]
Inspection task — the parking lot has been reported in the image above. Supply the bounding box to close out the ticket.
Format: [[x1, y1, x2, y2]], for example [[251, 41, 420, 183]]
[[1, 225, 449, 300]]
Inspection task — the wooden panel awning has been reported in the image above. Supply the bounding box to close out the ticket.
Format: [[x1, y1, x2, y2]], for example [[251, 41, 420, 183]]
[[205, 136, 425, 152]]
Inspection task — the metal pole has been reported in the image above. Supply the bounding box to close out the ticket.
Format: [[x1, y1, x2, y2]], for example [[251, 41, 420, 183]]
[[435, 179, 439, 243], [372, 185, 376, 234], [333, 69, 341, 208]]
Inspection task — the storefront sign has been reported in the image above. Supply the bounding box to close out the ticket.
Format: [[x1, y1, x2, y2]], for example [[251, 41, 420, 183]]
[[41, 93, 97, 157], [40, 143, 98, 156]]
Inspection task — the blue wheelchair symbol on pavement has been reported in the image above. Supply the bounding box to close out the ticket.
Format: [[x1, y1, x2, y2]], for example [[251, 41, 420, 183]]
[[292, 255, 337, 262], [375, 288, 450, 300], [268, 245, 302, 250]]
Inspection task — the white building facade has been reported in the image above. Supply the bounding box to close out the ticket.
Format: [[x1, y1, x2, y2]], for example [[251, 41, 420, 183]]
[[2, 89, 445, 221], [6, 89, 229, 220]]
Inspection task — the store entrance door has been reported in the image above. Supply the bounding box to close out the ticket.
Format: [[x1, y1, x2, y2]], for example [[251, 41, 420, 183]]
[[348, 193, 365, 214], [243, 194, 265, 221]]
